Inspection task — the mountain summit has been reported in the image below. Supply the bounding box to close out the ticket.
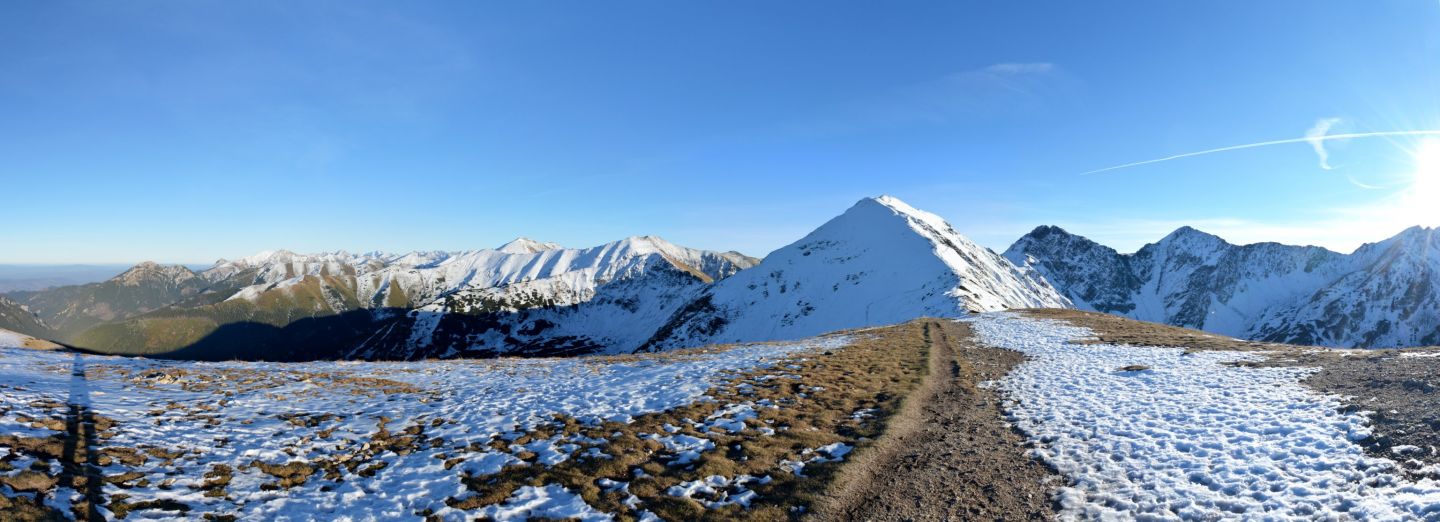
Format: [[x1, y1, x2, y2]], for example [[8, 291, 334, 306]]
[[6, 262, 208, 339], [640, 196, 1070, 350], [496, 237, 564, 254]]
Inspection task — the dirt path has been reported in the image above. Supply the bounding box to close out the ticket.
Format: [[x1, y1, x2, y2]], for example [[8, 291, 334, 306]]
[[812, 320, 1055, 521]]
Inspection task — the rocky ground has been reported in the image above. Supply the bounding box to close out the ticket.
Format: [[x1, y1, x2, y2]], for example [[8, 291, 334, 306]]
[[1254, 349, 1440, 479]]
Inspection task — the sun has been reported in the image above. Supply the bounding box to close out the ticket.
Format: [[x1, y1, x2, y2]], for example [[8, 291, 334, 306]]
[[1403, 138, 1440, 226]]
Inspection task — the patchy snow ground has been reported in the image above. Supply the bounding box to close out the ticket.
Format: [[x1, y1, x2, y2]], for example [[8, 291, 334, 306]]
[[474, 484, 612, 522], [0, 335, 844, 521], [0, 329, 24, 348], [968, 312, 1440, 520]]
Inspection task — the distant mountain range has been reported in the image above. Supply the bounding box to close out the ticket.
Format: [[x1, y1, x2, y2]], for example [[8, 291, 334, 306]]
[[2, 196, 1066, 360], [1005, 224, 1440, 348], [0, 264, 137, 292], [6, 196, 1435, 359]]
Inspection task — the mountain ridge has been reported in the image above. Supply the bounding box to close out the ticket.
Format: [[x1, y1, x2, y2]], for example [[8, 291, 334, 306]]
[[639, 195, 1071, 351], [0, 295, 51, 339], [1006, 224, 1440, 348], [17, 196, 1070, 360], [21, 235, 756, 359]]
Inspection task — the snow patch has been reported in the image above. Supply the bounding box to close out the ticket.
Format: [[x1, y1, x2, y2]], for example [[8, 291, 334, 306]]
[[968, 312, 1440, 519], [475, 484, 612, 522]]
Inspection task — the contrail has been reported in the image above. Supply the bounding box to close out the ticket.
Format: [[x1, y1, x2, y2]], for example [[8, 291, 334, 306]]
[[1081, 130, 1440, 175]]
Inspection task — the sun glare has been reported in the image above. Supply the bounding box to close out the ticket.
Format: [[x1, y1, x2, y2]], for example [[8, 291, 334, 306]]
[[1404, 139, 1440, 226]]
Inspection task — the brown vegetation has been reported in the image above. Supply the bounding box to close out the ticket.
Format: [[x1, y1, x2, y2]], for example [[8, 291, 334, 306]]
[[441, 321, 934, 521]]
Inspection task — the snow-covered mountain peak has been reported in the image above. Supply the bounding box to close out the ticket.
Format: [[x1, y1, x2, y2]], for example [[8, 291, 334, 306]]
[[199, 233, 760, 339], [612, 235, 670, 253], [858, 195, 951, 232], [639, 196, 1070, 351], [833, 196, 1070, 308], [234, 249, 297, 266], [1010, 224, 1440, 348], [1153, 226, 1227, 250], [496, 237, 564, 254], [1003, 226, 1137, 314], [1357, 226, 1438, 255], [1026, 225, 1073, 239], [1006, 226, 1107, 254]]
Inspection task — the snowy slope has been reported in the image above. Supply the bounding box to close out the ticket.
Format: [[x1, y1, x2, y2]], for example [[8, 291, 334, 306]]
[[60, 238, 758, 359], [210, 236, 753, 314], [1001, 226, 1142, 314], [0, 327, 29, 349], [1252, 226, 1440, 347], [351, 256, 723, 359], [0, 326, 61, 350], [1006, 225, 1440, 348], [496, 237, 564, 254], [641, 196, 1070, 350]]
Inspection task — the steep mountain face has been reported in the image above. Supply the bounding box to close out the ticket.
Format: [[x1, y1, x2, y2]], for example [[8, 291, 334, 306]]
[[1006, 225, 1440, 348], [67, 237, 758, 359], [1250, 227, 1440, 347], [205, 236, 754, 314], [7, 262, 209, 340], [0, 296, 51, 340], [1003, 226, 1142, 314], [640, 196, 1071, 351], [332, 236, 761, 360], [350, 256, 718, 359]]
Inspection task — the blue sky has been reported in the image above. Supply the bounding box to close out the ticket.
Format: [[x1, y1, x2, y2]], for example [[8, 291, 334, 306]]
[[3, 1, 1438, 264]]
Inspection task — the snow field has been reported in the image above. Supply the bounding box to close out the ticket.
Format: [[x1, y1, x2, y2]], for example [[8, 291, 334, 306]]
[[968, 312, 1440, 520]]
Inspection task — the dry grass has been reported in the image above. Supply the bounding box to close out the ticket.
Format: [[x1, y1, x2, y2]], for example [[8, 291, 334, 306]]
[[1019, 308, 1303, 353], [3, 321, 939, 520], [442, 321, 934, 521], [21, 337, 64, 351]]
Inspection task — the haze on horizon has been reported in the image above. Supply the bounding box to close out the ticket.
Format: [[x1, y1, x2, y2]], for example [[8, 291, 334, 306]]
[[3, 1, 1439, 265]]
